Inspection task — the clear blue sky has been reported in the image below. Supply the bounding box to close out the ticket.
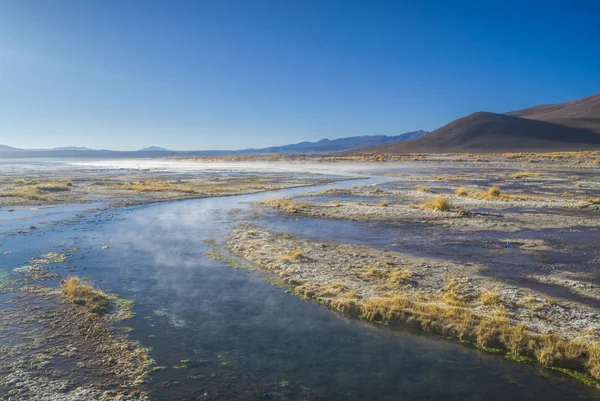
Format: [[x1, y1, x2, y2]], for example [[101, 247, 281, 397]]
[[0, 0, 599, 150]]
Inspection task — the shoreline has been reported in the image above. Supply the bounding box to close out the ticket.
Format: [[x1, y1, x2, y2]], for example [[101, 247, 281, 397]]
[[226, 223, 600, 388]]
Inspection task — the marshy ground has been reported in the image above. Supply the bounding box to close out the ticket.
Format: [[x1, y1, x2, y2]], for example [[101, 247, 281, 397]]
[[0, 166, 340, 208], [237, 156, 600, 386], [1, 155, 600, 400]]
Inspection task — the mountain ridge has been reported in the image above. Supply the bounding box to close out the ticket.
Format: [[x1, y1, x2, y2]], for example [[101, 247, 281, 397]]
[[0, 131, 427, 158], [357, 92, 600, 154]]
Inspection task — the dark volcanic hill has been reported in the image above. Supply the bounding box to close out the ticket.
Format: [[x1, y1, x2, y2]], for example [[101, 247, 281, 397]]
[[359, 112, 600, 153], [359, 92, 600, 153], [506, 92, 600, 133]]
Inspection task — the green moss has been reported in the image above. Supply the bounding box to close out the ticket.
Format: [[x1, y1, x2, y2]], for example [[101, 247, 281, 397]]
[[475, 343, 504, 353], [505, 352, 536, 364], [106, 293, 136, 321], [205, 247, 249, 269], [549, 367, 600, 390]]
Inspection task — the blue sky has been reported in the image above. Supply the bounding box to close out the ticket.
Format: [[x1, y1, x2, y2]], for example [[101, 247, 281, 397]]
[[0, 1, 599, 150]]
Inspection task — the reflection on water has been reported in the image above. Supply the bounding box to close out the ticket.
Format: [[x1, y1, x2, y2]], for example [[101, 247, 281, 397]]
[[1, 178, 599, 400]]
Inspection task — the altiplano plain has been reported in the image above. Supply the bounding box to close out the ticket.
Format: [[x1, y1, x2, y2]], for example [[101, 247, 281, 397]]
[[1, 154, 600, 400]]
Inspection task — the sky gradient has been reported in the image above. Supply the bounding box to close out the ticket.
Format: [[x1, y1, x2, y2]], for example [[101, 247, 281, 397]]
[[1, 0, 599, 150]]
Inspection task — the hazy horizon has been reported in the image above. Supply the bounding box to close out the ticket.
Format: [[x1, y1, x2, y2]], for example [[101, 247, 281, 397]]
[[1, 1, 599, 150]]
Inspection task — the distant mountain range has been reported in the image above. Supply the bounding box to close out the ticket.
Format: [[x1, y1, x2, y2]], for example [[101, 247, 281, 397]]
[[360, 92, 600, 153], [137, 146, 171, 152], [241, 131, 427, 154], [0, 131, 427, 158]]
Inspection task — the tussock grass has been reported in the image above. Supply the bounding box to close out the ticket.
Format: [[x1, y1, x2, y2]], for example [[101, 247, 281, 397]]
[[321, 286, 600, 380], [231, 227, 600, 382], [37, 182, 72, 191], [280, 249, 304, 262], [388, 269, 412, 285], [61, 277, 109, 313], [378, 199, 389, 207], [0, 185, 45, 200], [361, 265, 412, 286], [422, 196, 451, 212], [0, 180, 72, 200], [415, 185, 427, 192], [512, 172, 542, 179], [110, 180, 196, 193], [455, 186, 468, 196], [486, 185, 501, 198], [260, 198, 309, 214], [481, 290, 501, 306]]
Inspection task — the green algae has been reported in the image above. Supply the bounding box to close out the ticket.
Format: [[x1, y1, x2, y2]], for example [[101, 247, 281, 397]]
[[504, 352, 536, 364], [106, 293, 136, 322], [28, 252, 69, 264], [549, 367, 600, 390], [474, 343, 504, 353], [205, 247, 249, 269]]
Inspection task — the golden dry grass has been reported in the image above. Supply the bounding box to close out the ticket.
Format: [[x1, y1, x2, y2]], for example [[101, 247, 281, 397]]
[[378, 199, 389, 207], [512, 172, 542, 179], [422, 196, 451, 212], [481, 290, 501, 306], [361, 265, 412, 286], [61, 277, 109, 313], [486, 185, 501, 198], [232, 228, 600, 380], [110, 180, 197, 193], [260, 198, 309, 214], [280, 249, 304, 262], [0, 185, 45, 200], [455, 186, 468, 196], [312, 282, 600, 379], [0, 180, 72, 200]]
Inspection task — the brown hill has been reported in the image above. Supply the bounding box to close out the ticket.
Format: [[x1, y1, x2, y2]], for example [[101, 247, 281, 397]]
[[359, 111, 600, 154], [506, 92, 600, 132]]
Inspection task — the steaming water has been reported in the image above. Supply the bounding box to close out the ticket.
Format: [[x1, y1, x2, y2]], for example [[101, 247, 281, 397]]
[[0, 163, 599, 400]]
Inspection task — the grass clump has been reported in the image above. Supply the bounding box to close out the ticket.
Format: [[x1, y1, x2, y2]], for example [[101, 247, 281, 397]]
[[456, 186, 468, 196], [512, 172, 541, 179], [422, 196, 451, 212], [361, 265, 412, 286], [486, 185, 501, 198], [61, 277, 109, 313], [110, 180, 196, 193], [481, 290, 501, 306], [0, 180, 72, 200], [378, 199, 389, 207], [388, 269, 412, 285], [280, 249, 304, 263], [260, 198, 308, 214]]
